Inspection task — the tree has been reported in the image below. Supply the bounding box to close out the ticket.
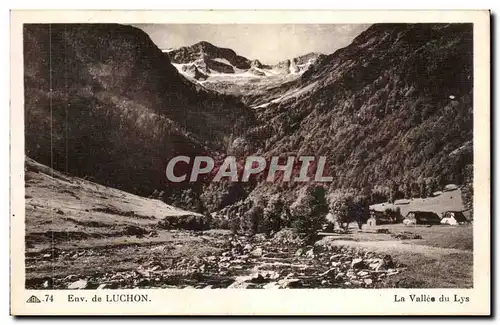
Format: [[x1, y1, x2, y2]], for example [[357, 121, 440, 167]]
[[262, 194, 287, 234], [199, 184, 229, 213], [328, 193, 369, 231], [418, 179, 426, 198], [393, 206, 402, 222], [461, 164, 473, 219], [384, 206, 402, 222], [179, 188, 204, 213], [371, 187, 388, 204], [408, 182, 418, 198], [388, 180, 398, 203], [361, 184, 373, 203], [404, 181, 412, 199], [245, 205, 264, 235], [425, 177, 438, 197], [242, 198, 265, 235], [330, 197, 351, 231], [351, 195, 370, 228], [290, 185, 328, 239]]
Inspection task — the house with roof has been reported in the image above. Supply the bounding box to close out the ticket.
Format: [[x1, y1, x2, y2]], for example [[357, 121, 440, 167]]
[[366, 209, 402, 226], [403, 211, 441, 225], [440, 211, 468, 225]]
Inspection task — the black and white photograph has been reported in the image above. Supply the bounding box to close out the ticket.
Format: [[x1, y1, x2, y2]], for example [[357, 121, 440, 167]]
[[9, 9, 491, 316], [22, 21, 477, 290]]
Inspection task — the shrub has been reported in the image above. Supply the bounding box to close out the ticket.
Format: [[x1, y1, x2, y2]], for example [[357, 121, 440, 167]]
[[157, 214, 211, 231], [271, 228, 304, 246]]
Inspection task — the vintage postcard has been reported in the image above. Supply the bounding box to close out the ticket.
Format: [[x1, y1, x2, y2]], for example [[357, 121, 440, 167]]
[[10, 10, 490, 315]]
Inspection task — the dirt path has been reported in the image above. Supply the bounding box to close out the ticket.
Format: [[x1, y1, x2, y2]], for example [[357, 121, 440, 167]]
[[323, 239, 469, 256]]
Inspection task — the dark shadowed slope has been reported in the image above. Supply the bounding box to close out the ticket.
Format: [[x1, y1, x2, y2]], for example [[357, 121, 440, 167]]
[[24, 24, 255, 195]]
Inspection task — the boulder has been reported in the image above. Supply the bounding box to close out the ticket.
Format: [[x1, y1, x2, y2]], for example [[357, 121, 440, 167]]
[[263, 282, 279, 289], [249, 273, 267, 284], [277, 278, 301, 288], [124, 225, 148, 238], [254, 234, 267, 242], [383, 255, 395, 268], [261, 271, 280, 281], [68, 279, 88, 289], [368, 259, 385, 271], [305, 248, 315, 258], [250, 247, 263, 257], [319, 268, 336, 277], [358, 271, 372, 278], [351, 258, 366, 269], [63, 274, 79, 282], [329, 254, 342, 261], [228, 281, 255, 289]]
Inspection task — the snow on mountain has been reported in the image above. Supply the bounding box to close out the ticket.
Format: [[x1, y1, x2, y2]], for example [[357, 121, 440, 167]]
[[166, 41, 325, 96], [253, 81, 319, 109], [168, 44, 323, 79]]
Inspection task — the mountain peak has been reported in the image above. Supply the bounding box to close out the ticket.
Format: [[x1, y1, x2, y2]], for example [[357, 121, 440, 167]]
[[271, 52, 325, 74], [192, 40, 217, 48], [168, 41, 251, 70]]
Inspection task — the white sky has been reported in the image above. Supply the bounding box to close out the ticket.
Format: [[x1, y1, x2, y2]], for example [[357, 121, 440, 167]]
[[134, 24, 370, 64]]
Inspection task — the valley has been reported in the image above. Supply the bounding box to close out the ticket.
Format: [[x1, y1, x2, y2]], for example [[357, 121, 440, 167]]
[[25, 160, 472, 289]]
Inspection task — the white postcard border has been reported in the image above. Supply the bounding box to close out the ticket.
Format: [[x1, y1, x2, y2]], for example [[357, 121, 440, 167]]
[[10, 9, 490, 316]]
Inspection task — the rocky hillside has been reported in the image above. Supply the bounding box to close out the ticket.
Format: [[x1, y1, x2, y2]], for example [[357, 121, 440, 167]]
[[240, 23, 473, 203], [24, 24, 255, 196]]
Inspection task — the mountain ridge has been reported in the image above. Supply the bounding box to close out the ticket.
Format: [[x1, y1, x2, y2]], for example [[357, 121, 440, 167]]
[[241, 23, 473, 202], [167, 40, 325, 77]]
